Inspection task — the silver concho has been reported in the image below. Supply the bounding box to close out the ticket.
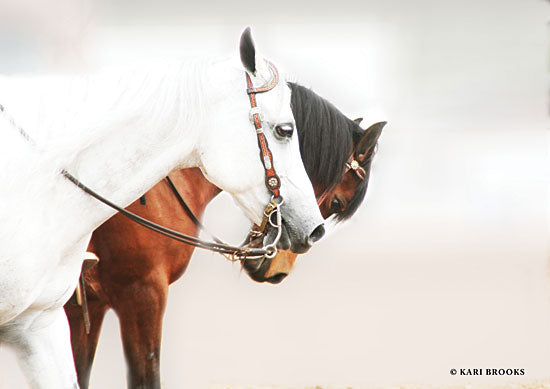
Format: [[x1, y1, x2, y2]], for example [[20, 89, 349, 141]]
[[267, 177, 279, 188]]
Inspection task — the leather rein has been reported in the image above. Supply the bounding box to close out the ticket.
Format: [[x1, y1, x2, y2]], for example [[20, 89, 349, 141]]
[[5, 62, 285, 261]]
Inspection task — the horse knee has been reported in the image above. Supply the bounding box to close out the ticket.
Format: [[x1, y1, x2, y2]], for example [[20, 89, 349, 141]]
[[4, 308, 78, 388]]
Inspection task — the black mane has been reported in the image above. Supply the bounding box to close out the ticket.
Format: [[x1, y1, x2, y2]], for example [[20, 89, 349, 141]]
[[289, 82, 381, 221]]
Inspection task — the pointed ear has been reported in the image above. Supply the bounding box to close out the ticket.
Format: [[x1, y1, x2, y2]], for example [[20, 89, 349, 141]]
[[240, 27, 256, 75], [353, 117, 363, 126], [356, 121, 386, 162]]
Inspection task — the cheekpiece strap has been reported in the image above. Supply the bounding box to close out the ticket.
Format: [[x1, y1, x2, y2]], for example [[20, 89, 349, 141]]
[[245, 61, 281, 198]]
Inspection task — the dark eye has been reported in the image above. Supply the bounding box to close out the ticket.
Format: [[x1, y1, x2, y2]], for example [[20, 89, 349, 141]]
[[330, 197, 343, 213], [275, 123, 294, 138]]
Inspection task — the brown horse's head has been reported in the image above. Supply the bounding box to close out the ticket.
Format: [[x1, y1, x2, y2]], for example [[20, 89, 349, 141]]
[[242, 112, 385, 283], [317, 119, 386, 221]]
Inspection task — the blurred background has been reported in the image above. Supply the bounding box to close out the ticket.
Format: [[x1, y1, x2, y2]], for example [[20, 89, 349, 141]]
[[0, 0, 549, 388]]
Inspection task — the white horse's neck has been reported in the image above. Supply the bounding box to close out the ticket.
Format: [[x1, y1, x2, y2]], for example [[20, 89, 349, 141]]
[[0, 58, 254, 325], [0, 58, 241, 247], [64, 62, 205, 206]]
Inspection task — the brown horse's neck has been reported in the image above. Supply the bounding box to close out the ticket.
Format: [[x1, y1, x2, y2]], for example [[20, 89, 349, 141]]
[[168, 168, 221, 220]]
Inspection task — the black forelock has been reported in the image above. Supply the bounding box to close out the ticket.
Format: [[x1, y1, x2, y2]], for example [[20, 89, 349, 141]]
[[289, 82, 363, 191], [289, 82, 382, 222]]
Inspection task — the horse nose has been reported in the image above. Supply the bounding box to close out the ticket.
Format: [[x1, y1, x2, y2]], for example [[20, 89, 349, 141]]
[[266, 272, 288, 284], [308, 223, 325, 245]]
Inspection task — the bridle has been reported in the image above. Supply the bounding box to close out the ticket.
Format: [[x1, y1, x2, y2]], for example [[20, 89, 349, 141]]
[[4, 62, 286, 261], [243, 61, 285, 250], [345, 154, 366, 180], [316, 153, 366, 207]]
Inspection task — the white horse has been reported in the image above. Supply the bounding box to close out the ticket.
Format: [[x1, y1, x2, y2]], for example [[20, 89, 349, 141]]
[[0, 29, 324, 388]]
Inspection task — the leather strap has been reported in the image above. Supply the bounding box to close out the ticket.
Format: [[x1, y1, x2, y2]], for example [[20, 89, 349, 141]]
[[316, 154, 366, 206], [246, 62, 281, 198], [61, 170, 270, 259], [346, 155, 366, 180], [164, 175, 225, 245]]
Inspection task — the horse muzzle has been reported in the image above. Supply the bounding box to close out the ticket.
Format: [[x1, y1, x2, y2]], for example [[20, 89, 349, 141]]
[[272, 218, 325, 254]]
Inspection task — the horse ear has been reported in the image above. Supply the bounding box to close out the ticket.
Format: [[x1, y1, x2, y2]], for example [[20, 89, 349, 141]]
[[353, 117, 363, 126], [356, 121, 386, 162], [240, 27, 256, 75]]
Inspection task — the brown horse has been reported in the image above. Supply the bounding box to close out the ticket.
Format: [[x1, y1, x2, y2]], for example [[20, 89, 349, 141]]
[[64, 82, 385, 389]]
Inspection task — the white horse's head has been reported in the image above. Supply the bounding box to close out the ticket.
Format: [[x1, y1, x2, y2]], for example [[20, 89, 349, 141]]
[[198, 28, 324, 253]]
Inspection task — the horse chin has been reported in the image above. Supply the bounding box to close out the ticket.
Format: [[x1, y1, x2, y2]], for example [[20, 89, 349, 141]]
[[241, 257, 289, 284], [242, 257, 270, 282], [241, 227, 291, 284], [240, 222, 304, 283]]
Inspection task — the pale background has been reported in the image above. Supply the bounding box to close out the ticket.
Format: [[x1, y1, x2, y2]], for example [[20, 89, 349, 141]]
[[0, 0, 549, 388]]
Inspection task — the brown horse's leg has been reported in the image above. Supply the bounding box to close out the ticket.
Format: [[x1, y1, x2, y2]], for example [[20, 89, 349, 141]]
[[111, 280, 168, 389], [65, 297, 109, 389]]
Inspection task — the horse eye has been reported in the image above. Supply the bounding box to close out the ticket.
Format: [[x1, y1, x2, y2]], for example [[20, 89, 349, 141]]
[[331, 197, 343, 213], [275, 123, 294, 138]]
